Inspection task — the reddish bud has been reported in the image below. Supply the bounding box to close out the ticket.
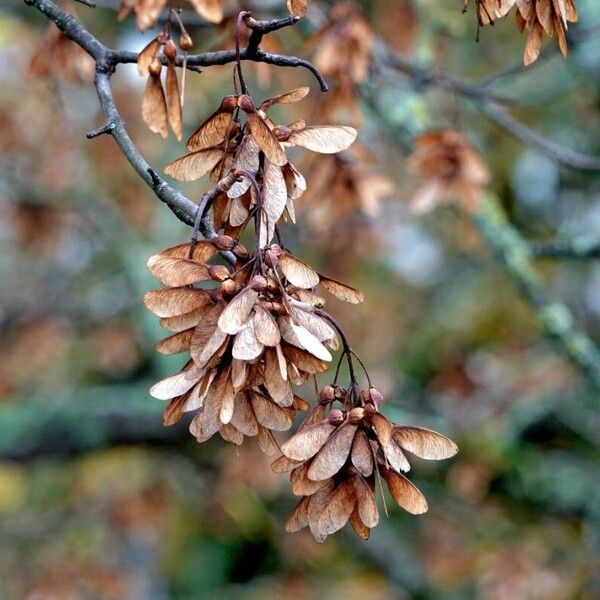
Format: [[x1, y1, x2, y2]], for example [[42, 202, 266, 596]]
[[328, 409, 345, 426], [179, 32, 193, 51], [214, 235, 235, 250], [369, 387, 384, 407], [220, 279, 238, 297], [274, 125, 293, 142], [319, 385, 336, 404], [208, 265, 230, 282], [237, 94, 256, 112], [363, 403, 377, 420], [222, 95, 239, 112], [164, 39, 177, 61], [347, 407, 364, 424], [249, 275, 268, 291]]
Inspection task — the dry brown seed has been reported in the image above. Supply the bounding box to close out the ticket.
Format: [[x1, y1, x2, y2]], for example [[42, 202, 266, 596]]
[[230, 393, 259, 436], [179, 32, 193, 50], [382, 468, 429, 515], [232, 322, 263, 360], [351, 429, 374, 477], [280, 419, 336, 461], [164, 147, 224, 182], [287, 125, 357, 153], [291, 464, 330, 496], [307, 423, 358, 481], [349, 509, 370, 540], [142, 72, 168, 138], [319, 385, 336, 403], [347, 408, 364, 424], [316, 479, 356, 537], [319, 276, 365, 303], [285, 495, 311, 533], [264, 348, 293, 407], [218, 288, 259, 335], [278, 254, 320, 289], [328, 409, 345, 425], [271, 455, 302, 473], [155, 329, 193, 354], [137, 37, 161, 76], [147, 255, 212, 287], [392, 426, 459, 460], [166, 60, 182, 140], [208, 265, 230, 282], [250, 391, 293, 431], [186, 97, 236, 151], [353, 475, 379, 528], [307, 480, 335, 542], [253, 307, 281, 347], [144, 287, 212, 318]]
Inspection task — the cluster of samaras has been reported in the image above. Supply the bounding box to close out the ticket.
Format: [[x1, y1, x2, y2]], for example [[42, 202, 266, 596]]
[[467, 0, 578, 65], [278, 386, 458, 542], [145, 238, 363, 446], [163, 87, 356, 245], [142, 77, 457, 540], [144, 237, 457, 541]]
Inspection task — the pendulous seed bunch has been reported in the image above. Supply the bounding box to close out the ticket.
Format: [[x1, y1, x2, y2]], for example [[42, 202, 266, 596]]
[[142, 13, 458, 542]]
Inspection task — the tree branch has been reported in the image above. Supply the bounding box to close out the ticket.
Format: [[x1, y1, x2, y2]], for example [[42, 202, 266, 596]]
[[474, 195, 600, 389]]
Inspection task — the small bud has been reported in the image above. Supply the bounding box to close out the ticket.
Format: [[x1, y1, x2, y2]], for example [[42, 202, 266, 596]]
[[148, 58, 162, 77], [369, 387, 384, 407], [179, 32, 193, 51], [328, 409, 345, 426], [164, 39, 177, 61], [208, 265, 230, 282], [214, 235, 235, 251], [359, 389, 370, 405], [237, 94, 256, 112], [264, 249, 278, 269], [319, 385, 336, 404], [220, 279, 238, 297], [249, 275, 268, 291], [334, 386, 347, 400], [222, 95, 239, 112], [265, 277, 279, 293], [232, 242, 249, 259], [347, 407, 364, 424], [274, 125, 293, 142], [363, 404, 377, 420]]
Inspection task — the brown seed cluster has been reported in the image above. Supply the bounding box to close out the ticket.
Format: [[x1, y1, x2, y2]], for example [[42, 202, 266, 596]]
[[276, 386, 458, 541], [408, 130, 491, 214], [137, 13, 197, 140], [464, 0, 578, 65], [145, 238, 365, 452], [141, 12, 457, 542]]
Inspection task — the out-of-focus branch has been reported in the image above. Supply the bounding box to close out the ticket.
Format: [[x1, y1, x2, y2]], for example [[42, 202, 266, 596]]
[[479, 103, 600, 172], [531, 240, 600, 259], [375, 32, 600, 172], [0, 387, 189, 461], [474, 195, 600, 389]]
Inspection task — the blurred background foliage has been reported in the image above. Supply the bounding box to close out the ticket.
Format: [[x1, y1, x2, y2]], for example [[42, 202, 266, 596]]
[[2, 0, 600, 598]]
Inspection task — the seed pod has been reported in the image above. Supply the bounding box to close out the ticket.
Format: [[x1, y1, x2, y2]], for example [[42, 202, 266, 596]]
[[328, 409, 345, 426], [179, 32, 193, 51], [214, 235, 235, 251], [334, 386, 347, 400], [237, 94, 256, 112], [148, 58, 162, 77], [363, 403, 377, 420], [249, 275, 268, 291], [220, 279, 238, 297], [319, 385, 336, 404], [232, 242, 249, 259], [347, 407, 364, 424], [164, 39, 177, 61], [209, 264, 230, 282], [369, 387, 384, 407]]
